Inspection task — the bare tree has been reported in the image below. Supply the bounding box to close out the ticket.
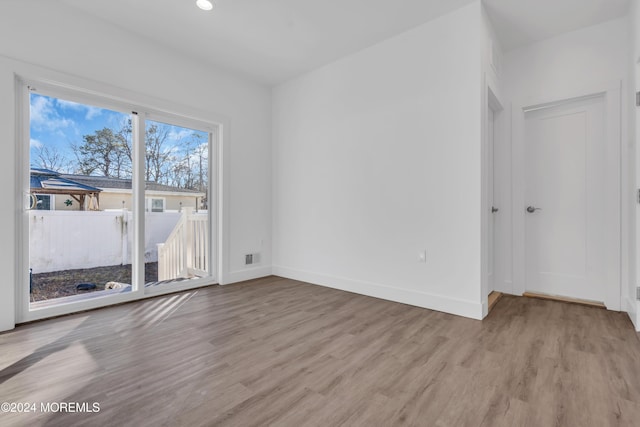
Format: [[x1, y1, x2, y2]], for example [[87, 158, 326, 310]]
[[164, 132, 208, 191], [35, 145, 73, 172], [145, 124, 173, 183], [74, 127, 131, 178], [117, 118, 133, 177], [194, 134, 208, 192], [70, 121, 208, 191]]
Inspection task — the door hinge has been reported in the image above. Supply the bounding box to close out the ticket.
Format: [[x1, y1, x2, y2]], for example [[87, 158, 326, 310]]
[[637, 287, 640, 300], [637, 189, 640, 204], [636, 91, 640, 107]]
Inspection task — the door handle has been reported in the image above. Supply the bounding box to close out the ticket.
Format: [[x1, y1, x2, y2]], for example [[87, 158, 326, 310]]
[[526, 206, 541, 213], [491, 207, 499, 213]]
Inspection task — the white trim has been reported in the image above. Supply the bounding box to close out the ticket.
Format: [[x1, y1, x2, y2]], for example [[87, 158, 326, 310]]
[[218, 119, 230, 285], [481, 73, 489, 318], [211, 127, 221, 283], [522, 93, 606, 113], [517, 81, 616, 115], [221, 266, 273, 285], [627, 297, 638, 330], [511, 82, 622, 311], [15, 77, 29, 325], [132, 112, 145, 296], [481, 74, 505, 318], [272, 266, 484, 320]]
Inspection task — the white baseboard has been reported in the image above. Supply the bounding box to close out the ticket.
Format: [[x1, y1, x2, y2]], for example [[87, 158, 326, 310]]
[[0, 319, 15, 333], [220, 266, 273, 285], [626, 296, 638, 331], [272, 265, 483, 320]]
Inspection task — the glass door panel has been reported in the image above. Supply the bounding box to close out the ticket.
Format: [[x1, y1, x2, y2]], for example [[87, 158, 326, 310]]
[[144, 119, 211, 289], [28, 93, 134, 308]]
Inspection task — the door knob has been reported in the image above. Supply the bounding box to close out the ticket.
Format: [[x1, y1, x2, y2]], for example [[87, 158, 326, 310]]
[[526, 206, 541, 213]]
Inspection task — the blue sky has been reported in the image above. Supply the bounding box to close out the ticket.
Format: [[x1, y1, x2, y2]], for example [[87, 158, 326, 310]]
[[29, 93, 207, 174], [30, 93, 128, 170]]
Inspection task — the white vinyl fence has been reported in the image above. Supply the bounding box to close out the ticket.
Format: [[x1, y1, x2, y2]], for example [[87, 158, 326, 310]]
[[29, 210, 182, 273]]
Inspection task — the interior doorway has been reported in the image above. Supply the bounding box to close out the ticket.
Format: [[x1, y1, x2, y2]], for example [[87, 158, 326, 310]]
[[486, 88, 503, 299], [524, 95, 606, 304], [484, 86, 505, 314], [513, 87, 621, 311], [487, 95, 498, 294]]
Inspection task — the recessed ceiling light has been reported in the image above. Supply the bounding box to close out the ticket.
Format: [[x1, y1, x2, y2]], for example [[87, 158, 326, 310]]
[[196, 0, 213, 11]]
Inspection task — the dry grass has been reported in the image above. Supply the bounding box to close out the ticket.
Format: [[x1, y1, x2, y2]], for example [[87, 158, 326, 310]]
[[30, 263, 158, 302]]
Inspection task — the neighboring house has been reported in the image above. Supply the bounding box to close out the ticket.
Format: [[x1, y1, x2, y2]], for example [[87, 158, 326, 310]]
[[30, 168, 102, 211], [30, 168, 206, 212]]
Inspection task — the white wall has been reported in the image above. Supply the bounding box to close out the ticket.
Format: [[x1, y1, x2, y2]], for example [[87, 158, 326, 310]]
[[0, 1, 272, 330], [505, 18, 629, 104], [272, 3, 485, 319], [481, 8, 504, 104], [631, 0, 640, 329], [502, 18, 631, 309]]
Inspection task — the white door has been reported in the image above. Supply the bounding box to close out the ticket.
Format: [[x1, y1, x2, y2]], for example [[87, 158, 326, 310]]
[[524, 95, 606, 303]]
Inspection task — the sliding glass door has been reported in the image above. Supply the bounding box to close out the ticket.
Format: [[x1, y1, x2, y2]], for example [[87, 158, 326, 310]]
[[20, 82, 217, 321]]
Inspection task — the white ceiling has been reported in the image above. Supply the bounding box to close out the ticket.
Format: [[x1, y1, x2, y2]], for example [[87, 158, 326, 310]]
[[60, 0, 631, 86], [484, 0, 630, 51], [61, 0, 476, 85]]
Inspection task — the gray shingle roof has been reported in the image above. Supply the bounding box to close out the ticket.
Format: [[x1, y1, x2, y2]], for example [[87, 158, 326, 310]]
[[30, 169, 102, 193], [59, 174, 204, 194]]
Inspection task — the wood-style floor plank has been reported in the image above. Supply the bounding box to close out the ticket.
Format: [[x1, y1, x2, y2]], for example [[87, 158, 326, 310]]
[[1, 276, 640, 426]]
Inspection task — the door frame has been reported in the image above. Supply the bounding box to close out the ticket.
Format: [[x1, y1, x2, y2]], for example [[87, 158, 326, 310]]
[[512, 82, 622, 310], [486, 88, 503, 295], [14, 75, 226, 323], [481, 74, 505, 317]]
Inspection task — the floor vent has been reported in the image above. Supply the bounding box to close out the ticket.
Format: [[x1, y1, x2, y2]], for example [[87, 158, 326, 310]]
[[245, 253, 261, 265]]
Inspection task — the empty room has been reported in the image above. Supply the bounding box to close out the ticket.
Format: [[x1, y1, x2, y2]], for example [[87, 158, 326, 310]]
[[1, 0, 640, 425]]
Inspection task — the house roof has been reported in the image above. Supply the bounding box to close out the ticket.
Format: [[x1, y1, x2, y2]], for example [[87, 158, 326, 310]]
[[30, 168, 204, 195], [59, 174, 204, 195], [30, 168, 102, 194]]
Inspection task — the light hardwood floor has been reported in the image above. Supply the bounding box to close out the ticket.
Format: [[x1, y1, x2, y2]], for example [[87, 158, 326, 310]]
[[1, 276, 640, 426]]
